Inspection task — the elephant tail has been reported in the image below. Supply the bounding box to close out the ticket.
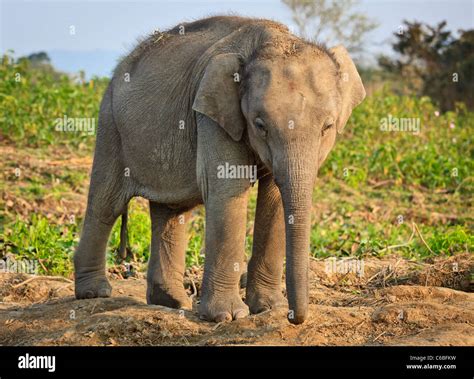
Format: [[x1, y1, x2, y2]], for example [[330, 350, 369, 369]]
[[118, 208, 128, 260]]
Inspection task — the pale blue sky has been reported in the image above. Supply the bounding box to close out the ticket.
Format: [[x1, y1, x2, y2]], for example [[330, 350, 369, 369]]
[[1, 0, 473, 77]]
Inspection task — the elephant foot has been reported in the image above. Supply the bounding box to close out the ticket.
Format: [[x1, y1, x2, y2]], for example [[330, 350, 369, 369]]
[[245, 287, 286, 314], [147, 282, 192, 310], [199, 292, 249, 322], [75, 273, 112, 299]]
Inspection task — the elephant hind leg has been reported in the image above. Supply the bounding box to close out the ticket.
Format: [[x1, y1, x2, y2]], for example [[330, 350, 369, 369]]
[[74, 86, 131, 299], [73, 158, 130, 299], [74, 216, 117, 299], [146, 202, 192, 310]]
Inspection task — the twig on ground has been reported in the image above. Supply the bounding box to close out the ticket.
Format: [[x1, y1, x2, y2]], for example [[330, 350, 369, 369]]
[[366, 270, 383, 284], [378, 225, 415, 254], [366, 258, 402, 287], [413, 223, 435, 255], [12, 276, 73, 289], [90, 300, 98, 315], [373, 331, 386, 342], [376, 222, 435, 258], [454, 176, 473, 194], [383, 258, 403, 285], [189, 278, 198, 300], [352, 319, 366, 328], [370, 179, 395, 188], [37, 259, 48, 273], [212, 321, 225, 331], [56, 282, 73, 292]]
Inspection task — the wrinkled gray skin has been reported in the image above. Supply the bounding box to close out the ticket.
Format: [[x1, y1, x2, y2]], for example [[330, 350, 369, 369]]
[[74, 16, 365, 324]]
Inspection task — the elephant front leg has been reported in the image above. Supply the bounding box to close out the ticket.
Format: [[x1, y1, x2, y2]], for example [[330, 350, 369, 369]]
[[246, 174, 286, 313], [195, 113, 253, 322], [146, 202, 192, 310], [199, 190, 250, 322]]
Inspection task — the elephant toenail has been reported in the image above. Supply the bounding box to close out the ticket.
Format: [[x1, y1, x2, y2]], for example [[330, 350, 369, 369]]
[[233, 309, 248, 319], [98, 288, 110, 297], [215, 312, 232, 323], [85, 290, 95, 299]]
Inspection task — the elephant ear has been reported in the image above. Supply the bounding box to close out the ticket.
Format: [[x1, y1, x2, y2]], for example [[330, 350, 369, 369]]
[[329, 45, 366, 134], [192, 53, 246, 142]]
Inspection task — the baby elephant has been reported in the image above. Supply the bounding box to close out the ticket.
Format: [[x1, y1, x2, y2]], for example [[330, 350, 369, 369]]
[[74, 16, 365, 324]]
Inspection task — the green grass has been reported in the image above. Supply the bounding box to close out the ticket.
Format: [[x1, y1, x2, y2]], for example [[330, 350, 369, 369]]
[[2, 215, 76, 276], [0, 53, 472, 277], [309, 213, 472, 260]]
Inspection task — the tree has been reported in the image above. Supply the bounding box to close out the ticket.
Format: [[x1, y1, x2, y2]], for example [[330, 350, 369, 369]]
[[17, 51, 51, 65], [16, 51, 65, 82], [379, 21, 474, 111], [26, 52, 51, 64], [282, 0, 378, 54]]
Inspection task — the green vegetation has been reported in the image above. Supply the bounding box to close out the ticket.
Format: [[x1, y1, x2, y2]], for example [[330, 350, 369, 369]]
[[0, 52, 108, 148], [324, 90, 473, 192], [4, 215, 76, 276], [0, 52, 472, 277]]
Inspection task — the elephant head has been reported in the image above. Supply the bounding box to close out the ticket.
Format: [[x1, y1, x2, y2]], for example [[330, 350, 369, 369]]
[[193, 40, 365, 324]]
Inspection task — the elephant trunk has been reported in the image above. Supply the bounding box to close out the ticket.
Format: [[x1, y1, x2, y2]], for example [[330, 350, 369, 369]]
[[275, 156, 315, 325]]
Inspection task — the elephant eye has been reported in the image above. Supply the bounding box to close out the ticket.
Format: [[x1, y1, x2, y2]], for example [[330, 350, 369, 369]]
[[321, 122, 333, 136], [254, 117, 268, 136]]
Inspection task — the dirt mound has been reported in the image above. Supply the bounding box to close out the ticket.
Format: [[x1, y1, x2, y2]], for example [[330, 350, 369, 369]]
[[0, 255, 472, 346]]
